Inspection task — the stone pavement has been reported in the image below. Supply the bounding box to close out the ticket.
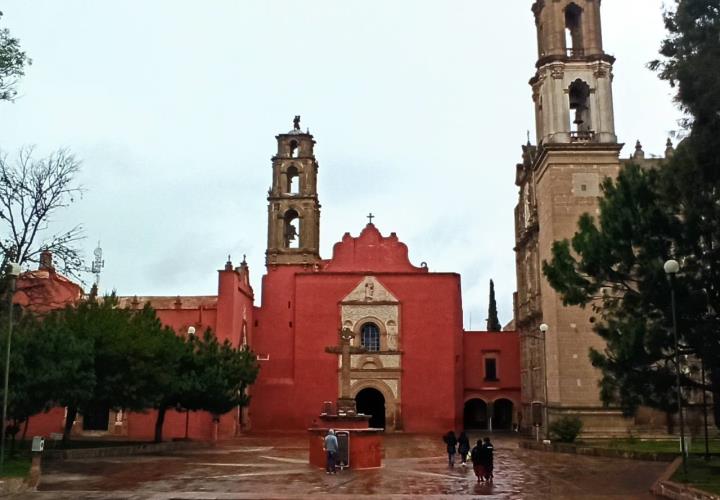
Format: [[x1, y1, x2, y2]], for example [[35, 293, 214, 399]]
[[12, 433, 666, 499]]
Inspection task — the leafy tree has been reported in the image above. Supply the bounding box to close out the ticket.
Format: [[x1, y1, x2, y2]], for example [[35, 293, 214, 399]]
[[542, 165, 684, 416], [486, 279, 502, 332], [0, 309, 94, 447], [0, 299, 95, 449], [650, 0, 720, 172], [0, 147, 84, 278], [151, 329, 259, 443], [47, 296, 180, 442], [151, 330, 193, 443], [0, 11, 31, 102], [179, 331, 258, 433], [549, 416, 583, 443]]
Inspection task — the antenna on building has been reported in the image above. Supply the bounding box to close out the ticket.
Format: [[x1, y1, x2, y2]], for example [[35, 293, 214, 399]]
[[91, 241, 105, 288]]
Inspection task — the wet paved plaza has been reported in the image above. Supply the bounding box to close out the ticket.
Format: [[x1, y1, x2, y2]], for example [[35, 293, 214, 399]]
[[15, 434, 666, 499]]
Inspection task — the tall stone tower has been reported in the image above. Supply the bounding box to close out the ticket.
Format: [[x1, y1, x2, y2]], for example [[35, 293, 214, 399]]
[[515, 1, 627, 436], [266, 116, 321, 266]]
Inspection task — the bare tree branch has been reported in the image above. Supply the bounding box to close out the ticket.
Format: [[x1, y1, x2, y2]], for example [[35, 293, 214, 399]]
[[0, 147, 85, 279]]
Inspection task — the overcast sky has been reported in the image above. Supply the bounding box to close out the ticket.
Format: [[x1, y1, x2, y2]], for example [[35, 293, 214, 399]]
[[1, 1, 680, 329]]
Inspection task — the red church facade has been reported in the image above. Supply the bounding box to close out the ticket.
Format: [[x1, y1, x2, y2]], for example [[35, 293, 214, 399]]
[[16, 122, 520, 440]]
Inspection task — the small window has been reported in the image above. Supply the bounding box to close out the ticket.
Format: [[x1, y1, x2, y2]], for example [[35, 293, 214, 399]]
[[361, 323, 380, 352], [484, 358, 498, 381]]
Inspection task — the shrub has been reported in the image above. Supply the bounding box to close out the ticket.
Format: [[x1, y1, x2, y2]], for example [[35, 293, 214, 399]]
[[549, 416, 583, 443]]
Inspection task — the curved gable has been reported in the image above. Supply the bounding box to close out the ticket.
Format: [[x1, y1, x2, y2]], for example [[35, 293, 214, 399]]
[[324, 224, 426, 273]]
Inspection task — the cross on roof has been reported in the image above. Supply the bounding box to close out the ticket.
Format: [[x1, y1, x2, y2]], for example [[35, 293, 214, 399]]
[[367, 213, 375, 224]]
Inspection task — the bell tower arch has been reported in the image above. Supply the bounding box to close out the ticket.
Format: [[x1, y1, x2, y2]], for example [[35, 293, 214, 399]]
[[266, 116, 321, 266], [531, 0, 616, 145]]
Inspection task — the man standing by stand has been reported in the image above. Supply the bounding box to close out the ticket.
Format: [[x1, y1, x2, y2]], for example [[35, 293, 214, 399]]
[[324, 429, 339, 474]]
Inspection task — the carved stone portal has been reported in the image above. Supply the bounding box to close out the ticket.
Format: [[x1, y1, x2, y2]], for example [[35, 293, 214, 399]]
[[339, 276, 402, 430]]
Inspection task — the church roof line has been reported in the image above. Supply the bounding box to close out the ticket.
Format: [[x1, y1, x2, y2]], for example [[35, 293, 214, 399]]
[[116, 295, 218, 310], [323, 223, 427, 274]]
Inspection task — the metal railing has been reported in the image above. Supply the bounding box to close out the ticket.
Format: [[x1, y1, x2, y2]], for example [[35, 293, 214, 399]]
[[569, 130, 595, 142]]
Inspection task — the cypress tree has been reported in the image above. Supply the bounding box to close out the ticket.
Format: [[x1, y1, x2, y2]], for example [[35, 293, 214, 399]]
[[486, 279, 502, 332]]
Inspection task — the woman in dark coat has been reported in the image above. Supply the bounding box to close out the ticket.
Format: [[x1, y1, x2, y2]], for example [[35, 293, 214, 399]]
[[442, 431, 457, 466], [457, 431, 471, 466], [481, 437, 495, 481], [470, 439, 485, 482]]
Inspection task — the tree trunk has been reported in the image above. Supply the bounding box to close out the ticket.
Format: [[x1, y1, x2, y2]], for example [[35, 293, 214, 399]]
[[21, 417, 29, 443], [63, 406, 77, 445], [666, 410, 675, 435], [154, 406, 167, 443], [10, 420, 17, 453]]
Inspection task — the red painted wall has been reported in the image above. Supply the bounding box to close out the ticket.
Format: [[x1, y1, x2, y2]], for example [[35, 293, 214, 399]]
[[463, 331, 521, 407], [248, 225, 465, 433], [17, 234, 521, 441]]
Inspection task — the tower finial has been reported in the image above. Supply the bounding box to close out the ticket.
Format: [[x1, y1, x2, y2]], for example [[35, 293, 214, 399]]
[[665, 137, 675, 158], [293, 115, 301, 130], [633, 140, 645, 160]]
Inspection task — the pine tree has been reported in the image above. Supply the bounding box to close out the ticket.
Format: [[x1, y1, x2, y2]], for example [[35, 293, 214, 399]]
[[486, 279, 502, 332]]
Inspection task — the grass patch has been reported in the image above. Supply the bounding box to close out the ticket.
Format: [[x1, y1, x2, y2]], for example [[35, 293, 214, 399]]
[[672, 457, 720, 495], [0, 454, 31, 478], [586, 438, 720, 455], [47, 440, 146, 450], [15, 439, 148, 451]]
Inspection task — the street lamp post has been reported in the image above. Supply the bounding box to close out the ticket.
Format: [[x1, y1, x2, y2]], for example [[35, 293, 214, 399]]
[[539, 323, 550, 440], [701, 357, 710, 460], [184, 326, 196, 440], [0, 262, 21, 474], [664, 259, 688, 476]]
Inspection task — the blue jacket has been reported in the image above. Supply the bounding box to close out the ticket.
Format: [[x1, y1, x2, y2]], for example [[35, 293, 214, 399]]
[[324, 434, 338, 453]]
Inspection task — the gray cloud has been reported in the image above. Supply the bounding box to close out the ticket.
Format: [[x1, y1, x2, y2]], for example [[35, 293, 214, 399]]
[[1, 0, 680, 328]]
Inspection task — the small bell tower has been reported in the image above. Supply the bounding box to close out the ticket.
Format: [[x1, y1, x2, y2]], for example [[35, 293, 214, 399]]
[[531, 0, 617, 144], [266, 116, 321, 266]]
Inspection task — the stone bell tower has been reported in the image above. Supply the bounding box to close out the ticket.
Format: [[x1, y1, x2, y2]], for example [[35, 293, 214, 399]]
[[532, 0, 617, 145], [515, 1, 627, 436], [266, 116, 321, 266]]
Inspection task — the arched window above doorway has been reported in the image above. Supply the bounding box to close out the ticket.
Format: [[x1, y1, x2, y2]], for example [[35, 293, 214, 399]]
[[361, 322, 380, 352]]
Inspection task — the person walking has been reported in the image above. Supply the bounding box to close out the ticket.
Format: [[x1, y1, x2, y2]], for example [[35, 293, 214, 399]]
[[324, 429, 339, 474], [481, 436, 495, 482], [443, 431, 457, 467], [470, 439, 485, 482], [457, 431, 471, 466]]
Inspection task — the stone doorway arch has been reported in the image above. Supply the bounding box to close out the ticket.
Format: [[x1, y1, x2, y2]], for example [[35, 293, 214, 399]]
[[493, 398, 514, 430], [355, 388, 385, 429], [352, 380, 398, 431], [463, 398, 488, 430]]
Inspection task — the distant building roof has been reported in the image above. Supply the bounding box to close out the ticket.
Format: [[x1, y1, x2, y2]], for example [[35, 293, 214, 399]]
[[116, 295, 218, 310]]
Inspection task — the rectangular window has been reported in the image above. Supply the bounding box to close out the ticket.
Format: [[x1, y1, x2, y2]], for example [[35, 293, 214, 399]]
[[484, 358, 498, 381]]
